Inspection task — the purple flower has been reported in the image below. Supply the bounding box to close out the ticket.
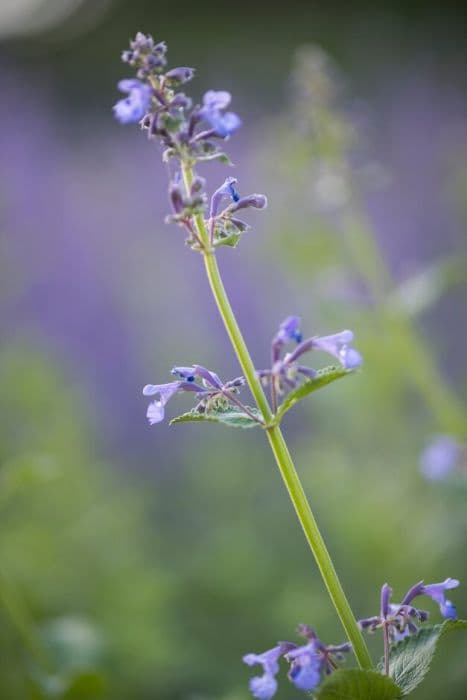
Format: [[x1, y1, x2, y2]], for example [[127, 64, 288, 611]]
[[243, 628, 350, 699], [286, 625, 351, 690], [359, 578, 460, 644], [420, 435, 463, 480], [210, 177, 240, 218], [143, 366, 252, 425], [113, 79, 152, 124], [273, 316, 302, 349], [199, 90, 242, 137], [142, 380, 201, 424], [286, 641, 321, 691], [311, 330, 363, 370], [421, 579, 460, 619], [259, 319, 362, 411], [243, 644, 292, 700]]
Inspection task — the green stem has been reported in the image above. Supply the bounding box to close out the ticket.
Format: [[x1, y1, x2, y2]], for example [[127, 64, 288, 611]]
[[181, 162, 372, 668], [204, 252, 372, 668]]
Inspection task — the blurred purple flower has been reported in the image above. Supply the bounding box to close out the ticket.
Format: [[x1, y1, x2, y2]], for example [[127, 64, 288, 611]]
[[272, 316, 303, 360], [286, 641, 321, 691], [199, 90, 242, 137], [142, 380, 202, 424], [421, 578, 460, 619], [420, 435, 463, 480], [243, 627, 350, 698], [311, 330, 363, 370], [243, 643, 293, 700], [143, 365, 253, 425], [210, 176, 240, 218], [113, 79, 152, 124]]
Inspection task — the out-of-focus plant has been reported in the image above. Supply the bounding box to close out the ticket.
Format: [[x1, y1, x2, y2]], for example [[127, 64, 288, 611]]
[[0, 340, 182, 699], [263, 46, 467, 460], [111, 34, 465, 699]]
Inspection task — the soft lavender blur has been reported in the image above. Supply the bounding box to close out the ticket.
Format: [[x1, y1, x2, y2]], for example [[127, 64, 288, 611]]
[[1, 2, 466, 698]]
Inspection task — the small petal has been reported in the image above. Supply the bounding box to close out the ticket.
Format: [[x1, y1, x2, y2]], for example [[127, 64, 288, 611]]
[[171, 367, 196, 381], [243, 645, 289, 700], [203, 90, 232, 110], [199, 92, 242, 137], [147, 401, 165, 424], [340, 346, 363, 369], [113, 79, 151, 124], [276, 317, 302, 344], [142, 380, 201, 424], [117, 78, 143, 92], [210, 177, 239, 218], [312, 330, 362, 369], [286, 642, 322, 691], [421, 579, 460, 619], [249, 674, 277, 700], [381, 583, 392, 618], [142, 381, 182, 399]]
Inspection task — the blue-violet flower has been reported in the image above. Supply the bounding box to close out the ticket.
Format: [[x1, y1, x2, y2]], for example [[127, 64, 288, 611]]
[[199, 90, 242, 137], [113, 79, 152, 124]]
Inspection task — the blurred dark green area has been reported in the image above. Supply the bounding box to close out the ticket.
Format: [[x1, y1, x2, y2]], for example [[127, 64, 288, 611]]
[[1, 1, 467, 698]]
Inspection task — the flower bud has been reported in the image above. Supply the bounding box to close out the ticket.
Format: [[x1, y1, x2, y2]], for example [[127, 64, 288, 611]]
[[228, 194, 268, 212]]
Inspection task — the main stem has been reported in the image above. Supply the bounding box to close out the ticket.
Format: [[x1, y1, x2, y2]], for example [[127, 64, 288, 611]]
[[181, 163, 372, 669]]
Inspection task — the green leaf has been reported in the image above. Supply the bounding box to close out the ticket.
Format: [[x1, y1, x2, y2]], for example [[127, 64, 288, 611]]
[[170, 405, 262, 429], [215, 232, 242, 248], [316, 669, 401, 700], [63, 671, 107, 699], [275, 365, 350, 422], [382, 619, 467, 696]]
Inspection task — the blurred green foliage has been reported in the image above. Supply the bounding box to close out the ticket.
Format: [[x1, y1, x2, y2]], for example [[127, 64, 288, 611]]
[[1, 8, 467, 700]]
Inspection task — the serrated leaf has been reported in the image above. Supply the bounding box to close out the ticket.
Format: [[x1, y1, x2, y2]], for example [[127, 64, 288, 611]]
[[316, 669, 401, 700], [170, 405, 262, 429], [274, 365, 349, 423], [381, 619, 467, 696]]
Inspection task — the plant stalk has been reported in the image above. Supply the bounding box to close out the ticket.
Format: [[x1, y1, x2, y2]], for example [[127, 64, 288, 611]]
[[181, 161, 372, 669]]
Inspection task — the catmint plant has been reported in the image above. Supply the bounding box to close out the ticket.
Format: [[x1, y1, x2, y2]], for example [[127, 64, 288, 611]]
[[113, 33, 464, 698]]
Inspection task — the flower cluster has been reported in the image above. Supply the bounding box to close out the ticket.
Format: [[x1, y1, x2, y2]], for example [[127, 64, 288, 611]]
[[114, 33, 267, 250], [359, 578, 459, 643], [258, 315, 362, 411], [243, 625, 351, 699], [143, 364, 251, 424]]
